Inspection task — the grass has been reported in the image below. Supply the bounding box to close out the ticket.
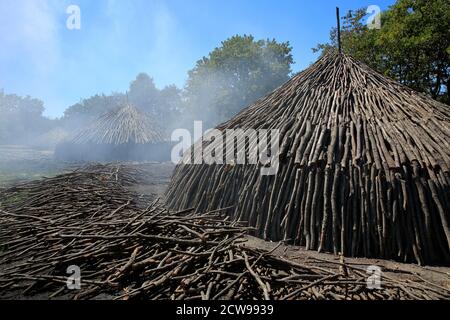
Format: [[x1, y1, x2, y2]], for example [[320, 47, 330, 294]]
[[0, 190, 30, 207], [0, 172, 46, 187], [0, 144, 68, 188], [0, 161, 71, 188]]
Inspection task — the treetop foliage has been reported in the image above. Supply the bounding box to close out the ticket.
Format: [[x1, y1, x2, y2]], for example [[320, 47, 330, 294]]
[[0, 90, 52, 144], [314, 0, 450, 104], [185, 35, 294, 126]]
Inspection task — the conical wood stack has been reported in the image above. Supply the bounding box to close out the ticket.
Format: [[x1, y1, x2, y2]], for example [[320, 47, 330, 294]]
[[166, 53, 450, 265], [55, 104, 170, 161], [71, 104, 166, 145]]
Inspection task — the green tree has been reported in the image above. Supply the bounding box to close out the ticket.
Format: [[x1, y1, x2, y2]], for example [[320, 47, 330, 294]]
[[185, 35, 294, 126], [128, 73, 182, 129], [314, 0, 450, 104], [0, 90, 53, 144], [63, 73, 183, 133], [157, 84, 184, 129], [63, 93, 126, 129], [128, 73, 159, 115]]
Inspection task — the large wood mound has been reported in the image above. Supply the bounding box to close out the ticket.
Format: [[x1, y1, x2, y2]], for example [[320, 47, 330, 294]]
[[166, 53, 450, 265]]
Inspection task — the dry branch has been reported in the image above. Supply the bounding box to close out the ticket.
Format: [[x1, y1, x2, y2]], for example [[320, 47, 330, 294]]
[[166, 53, 450, 265], [1, 165, 448, 300]]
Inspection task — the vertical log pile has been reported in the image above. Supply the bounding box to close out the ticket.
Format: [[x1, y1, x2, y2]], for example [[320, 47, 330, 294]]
[[71, 104, 166, 145], [166, 53, 450, 265], [1, 166, 448, 300], [55, 104, 169, 161]]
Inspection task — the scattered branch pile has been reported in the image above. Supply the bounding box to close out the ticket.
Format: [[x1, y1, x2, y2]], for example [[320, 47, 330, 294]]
[[166, 53, 450, 265], [1, 165, 449, 300]]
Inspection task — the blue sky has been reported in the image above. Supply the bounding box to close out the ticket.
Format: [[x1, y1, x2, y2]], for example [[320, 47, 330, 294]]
[[0, 0, 394, 118]]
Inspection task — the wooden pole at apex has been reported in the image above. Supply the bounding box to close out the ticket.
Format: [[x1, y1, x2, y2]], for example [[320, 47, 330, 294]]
[[336, 7, 342, 53]]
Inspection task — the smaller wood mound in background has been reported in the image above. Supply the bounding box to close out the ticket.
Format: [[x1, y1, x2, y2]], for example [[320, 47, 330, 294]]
[[166, 53, 450, 265], [55, 104, 171, 162]]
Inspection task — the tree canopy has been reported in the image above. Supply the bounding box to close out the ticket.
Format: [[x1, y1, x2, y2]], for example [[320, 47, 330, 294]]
[[64, 36, 293, 133], [63, 73, 183, 132], [129, 73, 183, 130], [314, 0, 450, 105], [63, 93, 126, 129], [185, 35, 294, 127], [0, 90, 52, 144]]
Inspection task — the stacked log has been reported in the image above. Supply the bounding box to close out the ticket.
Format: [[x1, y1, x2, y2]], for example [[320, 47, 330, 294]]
[[55, 105, 171, 161], [72, 104, 165, 145], [1, 166, 448, 300], [166, 53, 450, 265]]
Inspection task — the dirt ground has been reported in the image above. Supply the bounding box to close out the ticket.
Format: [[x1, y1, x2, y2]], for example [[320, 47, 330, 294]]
[[244, 236, 450, 290], [125, 162, 175, 201]]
